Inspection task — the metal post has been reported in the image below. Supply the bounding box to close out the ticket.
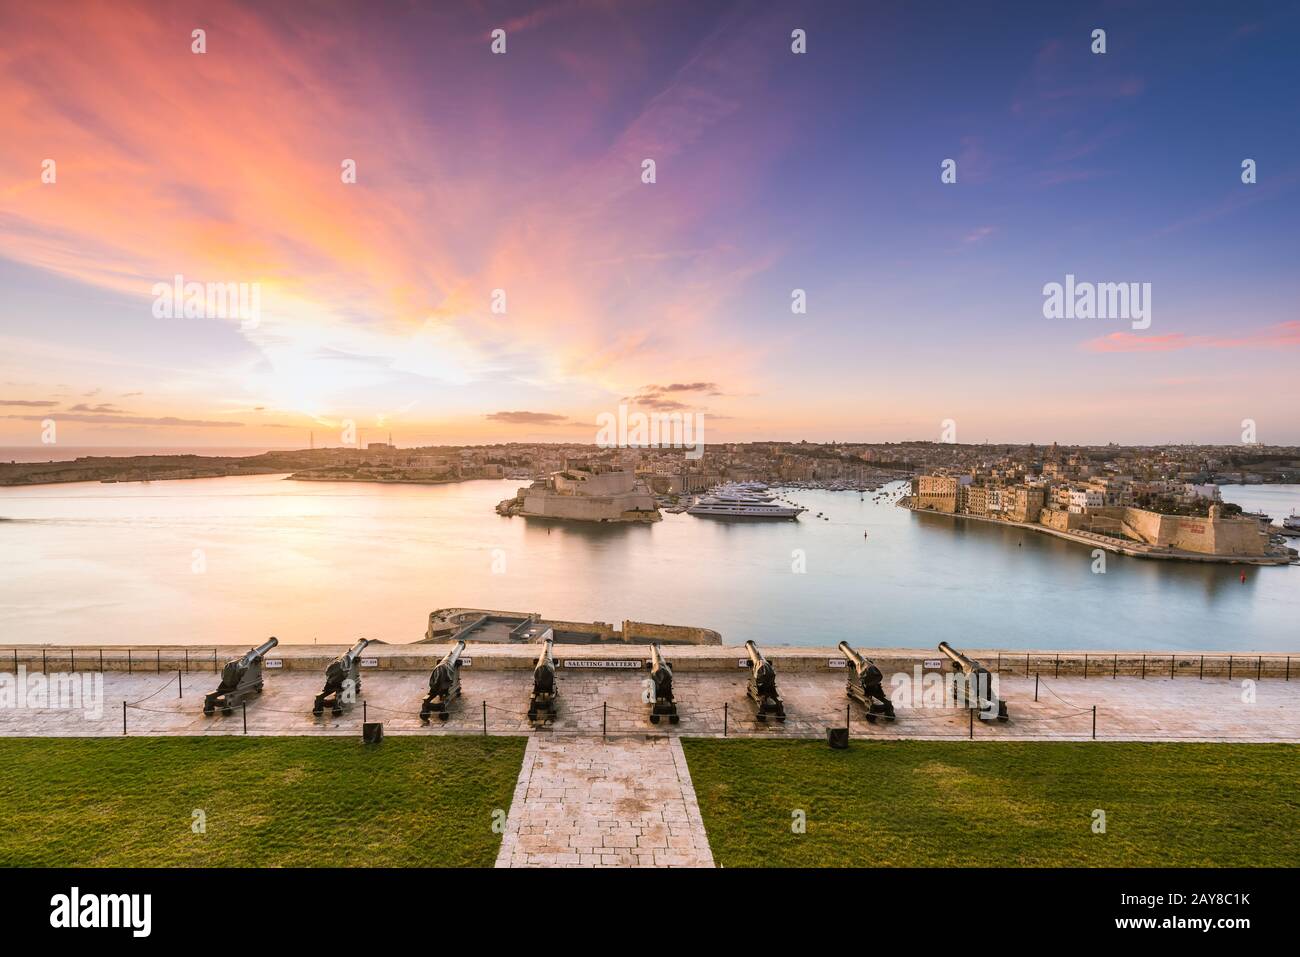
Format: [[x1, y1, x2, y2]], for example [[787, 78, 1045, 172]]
[[482, 700, 487, 736], [1141, 655, 1146, 679], [1257, 656, 1262, 681], [156, 649, 160, 673], [724, 701, 728, 737], [968, 707, 974, 739], [1083, 654, 1088, 679], [242, 701, 248, 735], [12, 649, 16, 672], [184, 648, 189, 673], [1200, 655, 1204, 680], [1026, 654, 1030, 677], [1055, 655, 1060, 679], [122, 701, 127, 735], [1228, 656, 1233, 680], [42, 649, 46, 672], [128, 649, 132, 674], [602, 701, 607, 738], [363, 701, 367, 722], [1112, 654, 1117, 678], [1092, 705, 1096, 740], [1287, 657, 1291, 682], [71, 648, 75, 671], [99, 649, 103, 672], [177, 670, 182, 698], [1035, 673, 1039, 702], [997, 653, 1001, 672], [1170, 656, 1175, 680]]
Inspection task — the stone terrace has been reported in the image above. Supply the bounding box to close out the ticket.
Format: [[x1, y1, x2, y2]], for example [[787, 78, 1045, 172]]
[[1, 647, 1297, 743]]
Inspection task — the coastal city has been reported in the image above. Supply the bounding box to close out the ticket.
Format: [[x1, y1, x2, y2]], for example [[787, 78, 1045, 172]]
[[5, 439, 1298, 563]]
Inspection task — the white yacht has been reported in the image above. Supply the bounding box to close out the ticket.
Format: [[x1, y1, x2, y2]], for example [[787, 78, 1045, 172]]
[[687, 485, 805, 519], [1281, 512, 1300, 537]]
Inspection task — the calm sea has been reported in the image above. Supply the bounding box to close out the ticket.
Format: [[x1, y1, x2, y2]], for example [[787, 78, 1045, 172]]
[[0, 475, 1295, 650]]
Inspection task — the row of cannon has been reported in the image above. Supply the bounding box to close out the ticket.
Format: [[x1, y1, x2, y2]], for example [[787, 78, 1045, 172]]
[[200, 636, 1009, 724]]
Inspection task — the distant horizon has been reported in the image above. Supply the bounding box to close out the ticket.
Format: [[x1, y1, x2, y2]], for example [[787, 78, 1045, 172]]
[[4, 437, 1300, 455]]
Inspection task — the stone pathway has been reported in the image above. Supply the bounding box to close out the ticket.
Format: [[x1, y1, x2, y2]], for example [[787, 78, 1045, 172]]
[[495, 734, 715, 868]]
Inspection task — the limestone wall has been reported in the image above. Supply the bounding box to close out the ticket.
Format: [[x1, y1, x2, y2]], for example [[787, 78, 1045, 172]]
[[9, 643, 1294, 679], [1121, 507, 1268, 556], [623, 620, 723, 646]]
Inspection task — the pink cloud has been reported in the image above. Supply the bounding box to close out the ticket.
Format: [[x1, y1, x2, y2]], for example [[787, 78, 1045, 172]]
[[1084, 322, 1300, 353]]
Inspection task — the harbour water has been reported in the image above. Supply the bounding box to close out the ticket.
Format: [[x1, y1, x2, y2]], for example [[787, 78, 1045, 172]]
[[0, 475, 1295, 650]]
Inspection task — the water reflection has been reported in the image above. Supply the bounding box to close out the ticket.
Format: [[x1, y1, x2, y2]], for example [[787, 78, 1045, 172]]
[[0, 475, 1294, 650]]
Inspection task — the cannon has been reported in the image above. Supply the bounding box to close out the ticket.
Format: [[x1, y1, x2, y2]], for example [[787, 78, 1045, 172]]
[[526, 638, 558, 723], [938, 641, 1008, 720], [313, 638, 372, 716], [744, 640, 785, 721], [646, 643, 679, 725], [204, 637, 278, 715], [420, 640, 465, 722], [837, 641, 896, 721]]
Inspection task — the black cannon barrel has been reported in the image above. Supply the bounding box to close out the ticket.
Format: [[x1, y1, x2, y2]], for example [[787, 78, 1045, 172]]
[[839, 640, 895, 720], [420, 639, 466, 721], [527, 637, 558, 722], [646, 643, 678, 724], [837, 640, 867, 670], [248, 636, 278, 661], [937, 642, 1008, 720], [441, 639, 466, 668], [535, 637, 555, 668], [937, 640, 977, 672], [428, 640, 465, 691], [343, 637, 371, 661], [743, 640, 784, 720]]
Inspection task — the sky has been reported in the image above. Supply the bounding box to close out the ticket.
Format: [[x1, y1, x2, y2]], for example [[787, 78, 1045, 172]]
[[1, 0, 1298, 449]]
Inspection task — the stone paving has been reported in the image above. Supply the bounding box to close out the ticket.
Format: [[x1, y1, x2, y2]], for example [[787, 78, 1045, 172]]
[[5, 657, 1295, 870], [494, 735, 714, 868], [1, 666, 1296, 743]]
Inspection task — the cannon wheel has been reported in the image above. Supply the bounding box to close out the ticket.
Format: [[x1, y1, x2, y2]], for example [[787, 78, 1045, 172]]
[[669, 715, 680, 725], [649, 713, 660, 725]]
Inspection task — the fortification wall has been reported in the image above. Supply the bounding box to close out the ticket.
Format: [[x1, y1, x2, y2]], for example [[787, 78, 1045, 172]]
[[623, 620, 723, 646], [11, 643, 1293, 679]]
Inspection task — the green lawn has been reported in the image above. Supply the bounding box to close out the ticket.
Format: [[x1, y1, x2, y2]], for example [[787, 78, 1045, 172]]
[[0, 736, 526, 867], [683, 739, 1300, 867]]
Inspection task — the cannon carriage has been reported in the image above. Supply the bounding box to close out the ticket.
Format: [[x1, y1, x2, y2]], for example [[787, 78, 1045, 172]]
[[646, 643, 679, 724], [526, 637, 558, 724], [837, 641, 896, 721], [204, 637, 278, 716], [744, 640, 785, 721], [938, 641, 1009, 720], [420, 640, 466, 722], [313, 638, 372, 716]]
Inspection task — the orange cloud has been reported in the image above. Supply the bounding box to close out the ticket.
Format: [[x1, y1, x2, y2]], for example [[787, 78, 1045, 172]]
[[0, 0, 787, 432]]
